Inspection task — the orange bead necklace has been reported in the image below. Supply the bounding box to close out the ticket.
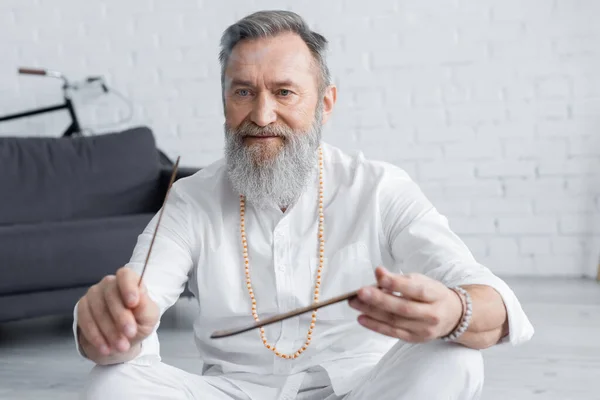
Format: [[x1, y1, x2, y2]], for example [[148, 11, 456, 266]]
[[239, 146, 324, 359]]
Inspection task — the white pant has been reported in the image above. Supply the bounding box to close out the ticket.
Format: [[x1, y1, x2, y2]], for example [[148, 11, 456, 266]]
[[81, 340, 484, 400]]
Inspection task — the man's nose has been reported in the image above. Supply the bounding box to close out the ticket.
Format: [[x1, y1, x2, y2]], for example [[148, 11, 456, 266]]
[[250, 93, 277, 127]]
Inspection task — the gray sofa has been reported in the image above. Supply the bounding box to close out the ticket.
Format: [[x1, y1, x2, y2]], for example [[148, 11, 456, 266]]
[[0, 127, 198, 323]]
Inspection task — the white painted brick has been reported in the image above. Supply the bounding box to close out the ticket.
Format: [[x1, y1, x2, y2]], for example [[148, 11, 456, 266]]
[[451, 63, 513, 86], [457, 20, 525, 43], [129, 48, 182, 68], [133, 13, 184, 36], [329, 50, 369, 73], [520, 237, 551, 254], [489, 238, 519, 257], [565, 177, 600, 195], [337, 69, 397, 92], [105, 0, 153, 15], [476, 161, 536, 178], [161, 64, 209, 81], [444, 181, 503, 197], [507, 101, 570, 121], [503, 138, 567, 159], [503, 178, 565, 198], [389, 108, 447, 131], [555, 35, 598, 56], [490, 0, 555, 21], [477, 255, 536, 276], [448, 217, 496, 235], [343, 29, 401, 54], [175, 81, 221, 105], [533, 254, 585, 276], [441, 84, 470, 105], [569, 136, 600, 156], [417, 42, 488, 66], [436, 1, 490, 23], [468, 82, 505, 104], [476, 122, 536, 139], [508, 61, 569, 79], [533, 195, 595, 214], [538, 159, 600, 176], [503, 80, 536, 102], [535, 77, 572, 99], [394, 144, 444, 161], [351, 88, 385, 109], [416, 126, 476, 144], [559, 215, 600, 234], [52, 2, 106, 18], [472, 198, 532, 215], [447, 105, 506, 125], [497, 217, 558, 234], [571, 99, 600, 119], [572, 74, 600, 99], [489, 39, 553, 60], [411, 84, 442, 108], [342, 0, 397, 16], [151, 0, 202, 12], [444, 140, 502, 159], [419, 161, 475, 181], [358, 148, 417, 177], [537, 119, 599, 137], [335, 108, 389, 130], [552, 237, 587, 254]]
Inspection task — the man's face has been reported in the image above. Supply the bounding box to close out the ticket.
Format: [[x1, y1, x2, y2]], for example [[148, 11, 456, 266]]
[[223, 32, 333, 164]]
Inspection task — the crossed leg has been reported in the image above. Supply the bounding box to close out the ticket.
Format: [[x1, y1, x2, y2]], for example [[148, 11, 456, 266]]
[[337, 340, 484, 400], [81, 361, 248, 400], [82, 340, 483, 400]]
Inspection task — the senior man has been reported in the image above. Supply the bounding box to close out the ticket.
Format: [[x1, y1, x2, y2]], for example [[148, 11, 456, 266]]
[[73, 10, 534, 400]]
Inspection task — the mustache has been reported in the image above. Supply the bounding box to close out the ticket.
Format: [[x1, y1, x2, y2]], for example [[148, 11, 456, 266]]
[[231, 121, 294, 138]]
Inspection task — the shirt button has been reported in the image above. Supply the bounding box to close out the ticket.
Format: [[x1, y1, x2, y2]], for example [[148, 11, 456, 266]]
[[278, 264, 286, 272]]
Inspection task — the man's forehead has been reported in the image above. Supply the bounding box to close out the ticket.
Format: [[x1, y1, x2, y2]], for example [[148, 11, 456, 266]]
[[225, 34, 315, 79]]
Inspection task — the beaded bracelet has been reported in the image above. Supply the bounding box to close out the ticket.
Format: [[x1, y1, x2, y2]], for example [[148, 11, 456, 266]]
[[441, 286, 472, 342]]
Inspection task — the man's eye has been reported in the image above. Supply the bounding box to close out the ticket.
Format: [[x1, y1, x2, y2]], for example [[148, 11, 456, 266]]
[[237, 89, 250, 97], [279, 89, 291, 97]]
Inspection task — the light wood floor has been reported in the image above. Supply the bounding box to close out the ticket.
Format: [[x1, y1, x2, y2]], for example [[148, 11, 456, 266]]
[[0, 277, 598, 399]]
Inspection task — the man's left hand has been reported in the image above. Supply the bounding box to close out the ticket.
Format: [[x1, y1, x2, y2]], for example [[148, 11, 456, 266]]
[[348, 266, 464, 343]]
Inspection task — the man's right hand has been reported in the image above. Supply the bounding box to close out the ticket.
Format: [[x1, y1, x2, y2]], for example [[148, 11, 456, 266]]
[[76, 267, 159, 363]]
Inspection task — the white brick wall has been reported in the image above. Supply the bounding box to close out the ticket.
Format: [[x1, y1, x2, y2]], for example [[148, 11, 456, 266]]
[[1, 0, 600, 278]]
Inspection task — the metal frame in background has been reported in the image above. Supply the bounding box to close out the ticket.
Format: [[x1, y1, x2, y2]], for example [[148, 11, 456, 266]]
[[0, 67, 174, 166], [0, 67, 85, 137]]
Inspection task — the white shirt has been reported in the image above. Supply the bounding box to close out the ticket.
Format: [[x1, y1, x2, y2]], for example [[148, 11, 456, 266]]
[[73, 142, 534, 398]]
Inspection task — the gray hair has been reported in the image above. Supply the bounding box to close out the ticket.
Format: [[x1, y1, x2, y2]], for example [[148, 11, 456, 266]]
[[218, 10, 331, 95]]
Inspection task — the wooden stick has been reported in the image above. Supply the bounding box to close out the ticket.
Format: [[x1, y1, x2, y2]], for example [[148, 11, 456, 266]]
[[210, 285, 377, 339], [138, 156, 180, 286]]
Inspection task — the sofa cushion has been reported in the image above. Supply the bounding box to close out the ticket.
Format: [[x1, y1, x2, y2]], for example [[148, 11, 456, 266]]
[[0, 126, 161, 225], [0, 213, 154, 295]]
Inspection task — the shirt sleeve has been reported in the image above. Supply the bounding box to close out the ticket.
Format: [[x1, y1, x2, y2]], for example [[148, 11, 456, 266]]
[[72, 182, 197, 364], [380, 168, 534, 346]]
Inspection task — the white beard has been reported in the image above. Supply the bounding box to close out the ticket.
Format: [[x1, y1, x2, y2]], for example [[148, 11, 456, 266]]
[[224, 108, 323, 210]]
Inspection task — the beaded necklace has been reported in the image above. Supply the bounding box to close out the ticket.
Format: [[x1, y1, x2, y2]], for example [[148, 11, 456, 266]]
[[239, 146, 324, 359]]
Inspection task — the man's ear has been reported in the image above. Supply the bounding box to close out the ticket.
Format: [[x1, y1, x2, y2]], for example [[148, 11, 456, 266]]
[[321, 85, 337, 125]]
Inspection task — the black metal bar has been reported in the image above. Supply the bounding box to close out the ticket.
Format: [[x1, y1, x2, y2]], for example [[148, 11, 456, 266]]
[[62, 122, 78, 137], [62, 97, 81, 136], [0, 103, 68, 122]]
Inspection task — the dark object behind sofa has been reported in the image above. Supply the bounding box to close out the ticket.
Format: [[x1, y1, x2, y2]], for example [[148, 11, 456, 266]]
[[0, 127, 199, 322]]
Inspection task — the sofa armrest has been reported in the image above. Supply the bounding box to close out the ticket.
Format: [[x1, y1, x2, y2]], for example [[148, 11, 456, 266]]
[[160, 166, 199, 184], [158, 165, 199, 195]]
